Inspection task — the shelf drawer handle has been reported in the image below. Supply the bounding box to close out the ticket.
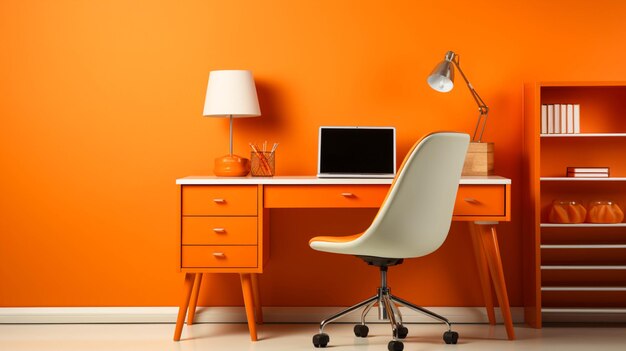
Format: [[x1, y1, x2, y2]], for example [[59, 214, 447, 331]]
[[212, 252, 225, 258], [213, 198, 226, 204], [341, 192, 354, 197], [464, 198, 479, 204], [212, 228, 226, 233]]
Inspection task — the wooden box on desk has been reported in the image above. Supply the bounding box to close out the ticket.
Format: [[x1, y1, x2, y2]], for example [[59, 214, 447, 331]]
[[462, 142, 494, 176]]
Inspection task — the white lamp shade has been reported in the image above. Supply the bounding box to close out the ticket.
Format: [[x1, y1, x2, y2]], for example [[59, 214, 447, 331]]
[[427, 60, 454, 93], [203, 70, 261, 117]]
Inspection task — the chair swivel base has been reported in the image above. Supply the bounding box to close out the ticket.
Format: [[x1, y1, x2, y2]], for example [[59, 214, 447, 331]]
[[312, 263, 458, 350]]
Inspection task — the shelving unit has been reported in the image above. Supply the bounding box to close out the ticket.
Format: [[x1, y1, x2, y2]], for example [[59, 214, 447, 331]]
[[523, 82, 626, 327]]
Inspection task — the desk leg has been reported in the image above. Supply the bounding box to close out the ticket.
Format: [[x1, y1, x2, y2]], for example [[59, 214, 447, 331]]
[[468, 223, 496, 325], [251, 273, 263, 324], [186, 273, 203, 325], [475, 222, 516, 340], [240, 273, 258, 341], [173, 273, 195, 341]]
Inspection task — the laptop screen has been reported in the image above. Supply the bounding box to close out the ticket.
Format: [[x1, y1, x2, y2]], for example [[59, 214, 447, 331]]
[[317, 126, 396, 178]]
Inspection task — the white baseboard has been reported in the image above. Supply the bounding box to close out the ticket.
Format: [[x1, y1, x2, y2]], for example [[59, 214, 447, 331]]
[[0, 306, 524, 324]]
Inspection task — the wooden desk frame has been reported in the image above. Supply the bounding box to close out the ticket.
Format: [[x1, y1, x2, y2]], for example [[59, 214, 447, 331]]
[[173, 176, 513, 341]]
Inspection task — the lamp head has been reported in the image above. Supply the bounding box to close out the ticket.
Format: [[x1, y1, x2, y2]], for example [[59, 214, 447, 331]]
[[203, 70, 261, 118], [427, 51, 456, 93]]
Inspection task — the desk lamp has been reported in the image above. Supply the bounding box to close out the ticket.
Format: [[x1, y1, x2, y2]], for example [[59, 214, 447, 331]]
[[427, 51, 494, 175], [203, 70, 261, 176], [427, 51, 489, 142]]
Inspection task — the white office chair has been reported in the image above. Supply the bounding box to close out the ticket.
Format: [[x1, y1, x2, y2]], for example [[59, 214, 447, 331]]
[[309, 132, 470, 351]]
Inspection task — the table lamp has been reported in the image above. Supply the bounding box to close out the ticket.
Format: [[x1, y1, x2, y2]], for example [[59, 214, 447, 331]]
[[427, 51, 494, 175], [203, 70, 261, 176]]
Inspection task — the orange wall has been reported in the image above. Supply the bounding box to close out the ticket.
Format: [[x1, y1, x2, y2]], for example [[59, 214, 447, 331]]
[[2, 0, 626, 308]]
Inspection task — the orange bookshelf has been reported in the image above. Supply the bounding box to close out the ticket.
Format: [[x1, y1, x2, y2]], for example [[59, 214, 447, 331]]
[[523, 82, 626, 327]]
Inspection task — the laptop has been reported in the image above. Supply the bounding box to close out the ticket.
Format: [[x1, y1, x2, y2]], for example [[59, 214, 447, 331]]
[[317, 126, 396, 178]]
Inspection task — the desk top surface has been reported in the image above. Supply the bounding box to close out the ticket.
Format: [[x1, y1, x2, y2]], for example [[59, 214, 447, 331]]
[[176, 175, 511, 185]]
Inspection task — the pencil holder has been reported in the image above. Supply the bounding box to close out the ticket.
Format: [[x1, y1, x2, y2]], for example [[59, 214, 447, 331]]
[[251, 151, 275, 177]]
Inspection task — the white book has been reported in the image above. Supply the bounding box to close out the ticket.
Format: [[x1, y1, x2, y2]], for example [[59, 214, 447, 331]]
[[554, 104, 561, 133], [560, 104, 567, 133], [573, 104, 580, 133], [566, 104, 574, 133], [547, 104, 554, 134], [541, 105, 548, 134]]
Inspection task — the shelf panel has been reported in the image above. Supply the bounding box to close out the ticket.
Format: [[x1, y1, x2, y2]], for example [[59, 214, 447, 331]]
[[543, 287, 626, 292], [541, 133, 626, 137], [540, 177, 626, 181], [541, 265, 626, 270], [541, 223, 626, 228], [542, 308, 626, 314], [541, 244, 626, 249]]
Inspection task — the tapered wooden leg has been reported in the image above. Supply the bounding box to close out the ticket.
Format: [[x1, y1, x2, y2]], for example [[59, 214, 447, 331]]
[[173, 273, 195, 341], [477, 223, 516, 340], [240, 273, 258, 341], [251, 273, 263, 324], [468, 223, 496, 325], [186, 273, 203, 325]]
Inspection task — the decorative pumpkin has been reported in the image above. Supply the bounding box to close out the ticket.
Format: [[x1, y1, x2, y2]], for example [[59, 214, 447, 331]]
[[587, 201, 624, 224], [548, 200, 587, 224]]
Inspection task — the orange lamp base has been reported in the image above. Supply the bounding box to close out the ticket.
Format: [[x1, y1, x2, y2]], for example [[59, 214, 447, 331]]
[[214, 155, 250, 177]]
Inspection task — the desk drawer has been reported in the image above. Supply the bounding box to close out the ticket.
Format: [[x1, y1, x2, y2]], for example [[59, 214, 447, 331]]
[[182, 217, 257, 245], [182, 246, 258, 268], [454, 185, 505, 216], [264, 185, 388, 208], [182, 185, 257, 216]]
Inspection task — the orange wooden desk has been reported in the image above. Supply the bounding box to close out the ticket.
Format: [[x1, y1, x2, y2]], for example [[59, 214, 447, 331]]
[[174, 176, 513, 341]]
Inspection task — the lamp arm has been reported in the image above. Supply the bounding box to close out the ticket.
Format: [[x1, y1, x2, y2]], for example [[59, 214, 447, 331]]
[[451, 58, 489, 142]]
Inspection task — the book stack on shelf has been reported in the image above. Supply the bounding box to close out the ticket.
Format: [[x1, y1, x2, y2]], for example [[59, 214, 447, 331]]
[[566, 167, 609, 178], [541, 104, 580, 134]]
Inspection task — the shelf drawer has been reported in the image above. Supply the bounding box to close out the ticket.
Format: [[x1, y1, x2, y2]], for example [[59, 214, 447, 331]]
[[182, 185, 257, 216], [453, 185, 506, 216], [181, 245, 258, 268], [182, 217, 257, 245], [264, 185, 388, 208]]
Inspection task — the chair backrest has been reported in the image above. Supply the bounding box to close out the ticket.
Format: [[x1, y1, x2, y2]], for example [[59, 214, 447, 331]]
[[353, 132, 469, 259]]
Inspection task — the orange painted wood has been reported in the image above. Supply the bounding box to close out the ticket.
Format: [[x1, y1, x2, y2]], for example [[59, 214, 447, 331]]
[[522, 83, 543, 328], [264, 184, 389, 208], [542, 291, 626, 308], [182, 217, 258, 245], [468, 223, 496, 325], [251, 273, 263, 324], [542, 269, 626, 286], [523, 82, 626, 327], [186, 273, 203, 325], [240, 273, 258, 341], [182, 246, 257, 268], [182, 185, 257, 216], [453, 185, 505, 217], [173, 273, 195, 341], [476, 223, 516, 340]]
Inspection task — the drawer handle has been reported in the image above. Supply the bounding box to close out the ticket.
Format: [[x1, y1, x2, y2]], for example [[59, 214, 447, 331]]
[[213, 198, 226, 204], [212, 228, 226, 233], [464, 198, 479, 204], [341, 192, 354, 197], [212, 252, 225, 258]]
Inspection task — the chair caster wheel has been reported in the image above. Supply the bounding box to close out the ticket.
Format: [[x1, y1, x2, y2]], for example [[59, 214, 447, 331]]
[[313, 333, 329, 348], [354, 324, 369, 337], [443, 330, 459, 344], [388, 340, 404, 351], [394, 326, 408, 339]]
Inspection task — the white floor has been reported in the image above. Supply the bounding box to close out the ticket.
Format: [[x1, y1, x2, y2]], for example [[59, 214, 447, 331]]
[[1, 322, 625, 351]]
